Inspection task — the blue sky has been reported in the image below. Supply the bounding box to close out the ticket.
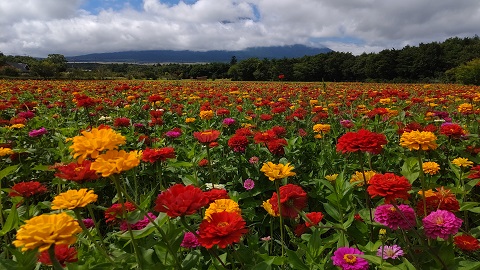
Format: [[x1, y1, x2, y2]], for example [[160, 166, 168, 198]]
[[1, 0, 479, 57]]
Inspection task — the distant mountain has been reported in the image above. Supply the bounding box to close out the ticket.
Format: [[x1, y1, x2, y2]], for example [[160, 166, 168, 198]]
[[67, 44, 332, 63]]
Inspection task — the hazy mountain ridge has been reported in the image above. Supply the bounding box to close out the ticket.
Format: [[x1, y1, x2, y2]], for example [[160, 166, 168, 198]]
[[67, 44, 332, 63]]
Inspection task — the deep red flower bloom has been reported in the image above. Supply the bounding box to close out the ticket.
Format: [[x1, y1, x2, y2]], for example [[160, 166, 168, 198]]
[[253, 130, 277, 144], [305, 212, 324, 227], [38, 244, 78, 267], [113, 117, 131, 127], [198, 159, 209, 167], [235, 127, 253, 137], [154, 184, 209, 218], [294, 223, 308, 237], [104, 202, 136, 224], [9, 181, 47, 198], [267, 138, 288, 156], [367, 173, 411, 203], [440, 123, 466, 138], [415, 187, 460, 216], [228, 134, 249, 153], [454, 235, 480, 251], [204, 188, 230, 204], [75, 94, 96, 108], [336, 129, 387, 155], [260, 114, 273, 121], [55, 160, 98, 183], [142, 147, 176, 163], [271, 126, 287, 137], [198, 211, 248, 249], [193, 130, 221, 144], [269, 184, 308, 219]]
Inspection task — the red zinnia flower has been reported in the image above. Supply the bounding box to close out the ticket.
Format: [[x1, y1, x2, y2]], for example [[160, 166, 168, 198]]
[[198, 211, 248, 249], [38, 244, 78, 267], [228, 134, 249, 153], [204, 188, 230, 204], [260, 114, 273, 121], [154, 184, 209, 218], [142, 147, 176, 163], [415, 187, 460, 216], [253, 130, 277, 144], [198, 159, 209, 167], [367, 173, 411, 203], [305, 212, 324, 227], [336, 129, 387, 155], [440, 123, 466, 138], [55, 160, 98, 183], [104, 202, 136, 224], [193, 130, 221, 144], [271, 126, 287, 137], [269, 184, 308, 219], [235, 127, 253, 137], [267, 138, 288, 156], [9, 181, 47, 198], [75, 94, 96, 108], [113, 117, 131, 127], [454, 235, 480, 251]]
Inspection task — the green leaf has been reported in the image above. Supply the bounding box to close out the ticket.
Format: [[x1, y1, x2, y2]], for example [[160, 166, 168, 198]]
[[323, 203, 340, 221], [0, 165, 19, 180], [31, 164, 54, 171], [400, 157, 420, 183], [0, 205, 19, 237], [285, 249, 309, 270], [460, 202, 480, 211]]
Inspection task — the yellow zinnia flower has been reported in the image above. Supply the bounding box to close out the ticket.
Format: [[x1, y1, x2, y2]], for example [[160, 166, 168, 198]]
[[204, 199, 241, 221], [458, 103, 474, 114], [313, 124, 331, 133], [418, 189, 436, 198], [51, 189, 98, 210], [0, 147, 14, 157], [262, 200, 279, 217], [199, 110, 214, 120], [185, 117, 196, 123], [69, 127, 126, 162], [452, 157, 474, 168], [325, 174, 338, 182], [422, 161, 440, 175], [350, 171, 376, 186], [13, 212, 82, 252], [399, 130, 437, 151], [9, 124, 25, 129], [260, 162, 296, 181], [90, 150, 142, 177]]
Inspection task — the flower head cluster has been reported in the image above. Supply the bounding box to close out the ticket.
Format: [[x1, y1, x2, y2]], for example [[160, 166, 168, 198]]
[[28, 127, 47, 137], [37, 244, 78, 267], [104, 202, 136, 224], [416, 187, 460, 216], [55, 160, 98, 182], [154, 184, 209, 218], [367, 173, 412, 203], [51, 189, 98, 210], [269, 184, 308, 219], [350, 170, 376, 186], [193, 130, 221, 144], [13, 212, 82, 252], [454, 234, 480, 251], [120, 213, 156, 231], [331, 247, 369, 270], [0, 147, 14, 157], [452, 157, 474, 168], [198, 211, 248, 249], [69, 127, 126, 162], [305, 212, 324, 227], [181, 231, 200, 248], [374, 204, 416, 230], [422, 161, 440, 175], [336, 129, 387, 155], [204, 199, 241, 221], [440, 123, 466, 138], [400, 130, 437, 151], [90, 150, 142, 177], [9, 181, 47, 198], [377, 245, 404, 260], [228, 134, 250, 153], [142, 147, 176, 163], [260, 162, 296, 181], [423, 210, 462, 239]]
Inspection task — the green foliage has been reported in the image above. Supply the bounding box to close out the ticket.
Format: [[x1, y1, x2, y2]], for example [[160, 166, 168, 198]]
[[447, 58, 480, 85]]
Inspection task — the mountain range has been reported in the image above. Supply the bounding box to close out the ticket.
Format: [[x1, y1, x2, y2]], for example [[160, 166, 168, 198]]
[[67, 44, 332, 63]]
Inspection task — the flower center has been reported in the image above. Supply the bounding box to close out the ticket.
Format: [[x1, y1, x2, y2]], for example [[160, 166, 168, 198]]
[[217, 222, 229, 228], [343, 254, 357, 264], [435, 216, 444, 225], [202, 131, 212, 136], [74, 167, 84, 172]]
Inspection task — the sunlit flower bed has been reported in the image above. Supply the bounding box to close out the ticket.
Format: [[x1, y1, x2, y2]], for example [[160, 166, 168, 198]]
[[1, 79, 480, 269]]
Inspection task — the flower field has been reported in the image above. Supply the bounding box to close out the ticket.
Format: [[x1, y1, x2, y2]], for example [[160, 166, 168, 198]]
[[1, 79, 480, 269]]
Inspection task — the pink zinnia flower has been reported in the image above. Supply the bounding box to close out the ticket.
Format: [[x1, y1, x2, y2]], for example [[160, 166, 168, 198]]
[[120, 213, 156, 231], [180, 231, 200, 248], [374, 204, 416, 230], [377, 245, 404, 259], [82, 218, 95, 229], [243, 179, 255, 190], [249, 156, 259, 164], [28, 127, 47, 137], [331, 247, 369, 270], [423, 210, 462, 239], [222, 118, 236, 126]]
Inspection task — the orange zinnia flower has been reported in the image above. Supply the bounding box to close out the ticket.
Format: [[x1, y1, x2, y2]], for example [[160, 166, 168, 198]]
[[193, 130, 221, 144]]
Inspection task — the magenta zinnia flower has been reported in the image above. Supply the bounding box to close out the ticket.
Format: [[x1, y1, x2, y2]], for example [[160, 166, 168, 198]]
[[423, 210, 462, 239], [374, 204, 416, 230], [28, 127, 47, 137], [180, 231, 200, 248], [243, 179, 255, 190], [120, 213, 156, 231], [377, 245, 404, 259], [331, 247, 369, 270]]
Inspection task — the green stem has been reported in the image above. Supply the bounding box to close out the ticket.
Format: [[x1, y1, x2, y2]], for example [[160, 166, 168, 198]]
[[417, 154, 427, 220], [359, 157, 374, 243], [274, 180, 285, 259], [206, 146, 216, 184], [48, 244, 65, 270], [86, 205, 105, 245], [73, 209, 115, 264]]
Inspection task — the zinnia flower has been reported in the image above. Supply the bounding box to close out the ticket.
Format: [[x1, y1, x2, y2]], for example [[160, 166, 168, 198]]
[[262, 200, 279, 217], [90, 150, 142, 177], [313, 123, 331, 133], [13, 212, 82, 252], [422, 161, 440, 175], [55, 160, 98, 183], [37, 244, 78, 267], [269, 184, 308, 219], [204, 188, 230, 204], [399, 130, 437, 151], [336, 129, 387, 155], [9, 181, 47, 198], [374, 204, 416, 230], [193, 130, 221, 144], [198, 211, 248, 249], [266, 138, 288, 156], [415, 187, 460, 216], [204, 199, 241, 221], [331, 247, 369, 270], [454, 234, 480, 251], [69, 127, 126, 162], [305, 212, 324, 227], [423, 210, 462, 239], [51, 189, 98, 210], [458, 103, 474, 115], [105, 202, 136, 224], [154, 184, 209, 218], [325, 174, 339, 182], [243, 179, 255, 190], [260, 162, 296, 181], [199, 110, 214, 120], [367, 173, 411, 203], [142, 147, 176, 163], [113, 117, 131, 127], [0, 147, 14, 157], [377, 245, 404, 259], [452, 157, 474, 168], [440, 123, 466, 138], [350, 171, 376, 186], [120, 212, 156, 231], [28, 127, 47, 137], [228, 134, 249, 153], [181, 231, 200, 248]]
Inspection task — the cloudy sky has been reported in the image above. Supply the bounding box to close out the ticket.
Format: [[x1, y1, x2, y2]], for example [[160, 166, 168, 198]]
[[1, 0, 479, 57]]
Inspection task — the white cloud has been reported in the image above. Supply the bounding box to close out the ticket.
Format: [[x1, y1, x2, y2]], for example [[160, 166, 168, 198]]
[[1, 0, 479, 57]]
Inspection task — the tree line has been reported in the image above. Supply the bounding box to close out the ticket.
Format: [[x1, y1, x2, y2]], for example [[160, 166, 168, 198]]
[[1, 36, 480, 84]]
